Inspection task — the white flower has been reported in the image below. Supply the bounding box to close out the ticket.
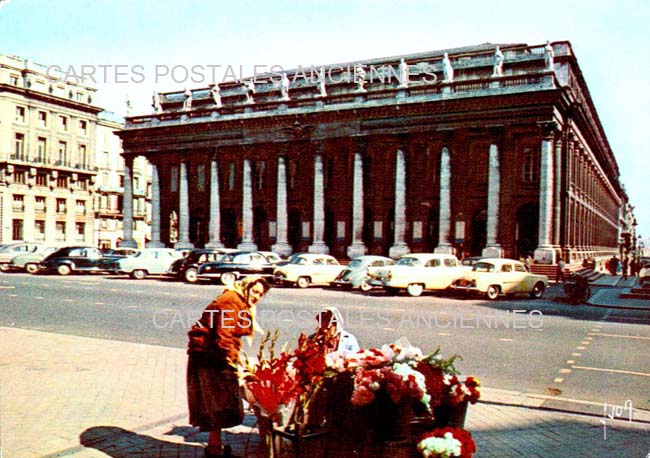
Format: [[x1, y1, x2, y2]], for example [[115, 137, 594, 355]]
[[417, 433, 462, 457]]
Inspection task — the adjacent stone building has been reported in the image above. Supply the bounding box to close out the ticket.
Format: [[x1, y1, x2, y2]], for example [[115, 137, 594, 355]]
[[117, 41, 630, 263], [0, 55, 151, 248]]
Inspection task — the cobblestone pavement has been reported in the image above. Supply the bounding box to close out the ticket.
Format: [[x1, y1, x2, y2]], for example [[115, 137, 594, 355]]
[[1, 326, 648, 458]]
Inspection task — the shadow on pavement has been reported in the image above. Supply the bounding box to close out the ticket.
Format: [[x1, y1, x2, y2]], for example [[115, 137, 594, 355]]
[[80, 426, 202, 457]]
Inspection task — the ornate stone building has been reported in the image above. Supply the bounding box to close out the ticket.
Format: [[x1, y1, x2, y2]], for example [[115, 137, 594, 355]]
[[0, 55, 152, 248], [117, 41, 630, 263]]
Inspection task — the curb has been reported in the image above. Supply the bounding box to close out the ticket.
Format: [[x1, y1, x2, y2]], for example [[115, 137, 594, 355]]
[[479, 387, 650, 423]]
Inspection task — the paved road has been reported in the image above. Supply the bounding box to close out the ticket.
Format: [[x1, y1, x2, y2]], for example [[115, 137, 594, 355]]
[[2, 272, 648, 413]]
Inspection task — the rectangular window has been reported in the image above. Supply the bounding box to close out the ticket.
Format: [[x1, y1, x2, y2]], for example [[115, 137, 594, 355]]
[[77, 178, 88, 190], [37, 137, 47, 162], [76, 200, 86, 214], [255, 161, 266, 190], [102, 151, 110, 169], [57, 176, 67, 188], [56, 198, 66, 213], [521, 147, 540, 183], [12, 194, 24, 212], [58, 141, 67, 166], [14, 133, 25, 160], [12, 219, 24, 241], [78, 145, 87, 168], [197, 164, 206, 192], [10, 75, 19, 85], [36, 173, 48, 187], [79, 119, 87, 135], [56, 222, 66, 241], [35, 220, 46, 241], [15, 106, 26, 123], [170, 166, 178, 192], [75, 222, 85, 241], [38, 111, 47, 127], [35, 196, 46, 211], [59, 115, 68, 131], [14, 171, 26, 184]]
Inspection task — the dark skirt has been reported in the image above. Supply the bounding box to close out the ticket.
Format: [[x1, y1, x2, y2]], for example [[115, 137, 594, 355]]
[[187, 353, 243, 431]]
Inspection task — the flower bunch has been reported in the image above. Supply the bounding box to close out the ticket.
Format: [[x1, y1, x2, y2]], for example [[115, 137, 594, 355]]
[[417, 427, 476, 458], [242, 331, 300, 418], [444, 375, 481, 405]]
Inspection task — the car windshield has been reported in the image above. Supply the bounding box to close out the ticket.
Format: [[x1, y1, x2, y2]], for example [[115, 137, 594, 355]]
[[473, 262, 496, 272], [396, 257, 419, 266]]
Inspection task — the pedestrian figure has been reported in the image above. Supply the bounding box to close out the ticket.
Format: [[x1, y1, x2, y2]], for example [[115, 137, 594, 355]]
[[608, 255, 619, 276], [525, 254, 533, 272], [556, 257, 566, 283], [186, 276, 270, 458], [622, 257, 629, 280]]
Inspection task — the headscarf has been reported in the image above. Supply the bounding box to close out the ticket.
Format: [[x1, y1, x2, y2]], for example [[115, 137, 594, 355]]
[[226, 275, 270, 345]]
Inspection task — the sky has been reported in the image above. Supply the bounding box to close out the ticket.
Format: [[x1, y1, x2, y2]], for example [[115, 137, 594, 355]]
[[1, 0, 648, 241]]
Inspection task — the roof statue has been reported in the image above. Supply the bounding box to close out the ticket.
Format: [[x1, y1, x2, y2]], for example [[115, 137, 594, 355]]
[[492, 46, 504, 77], [442, 53, 454, 82]]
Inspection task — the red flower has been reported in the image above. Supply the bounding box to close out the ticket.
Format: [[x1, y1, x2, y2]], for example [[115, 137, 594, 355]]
[[420, 427, 477, 458]]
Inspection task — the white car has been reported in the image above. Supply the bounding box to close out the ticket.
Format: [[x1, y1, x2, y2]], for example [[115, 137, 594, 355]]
[[368, 253, 468, 296], [0, 242, 47, 271], [452, 258, 548, 300], [273, 253, 345, 288], [114, 248, 184, 279]]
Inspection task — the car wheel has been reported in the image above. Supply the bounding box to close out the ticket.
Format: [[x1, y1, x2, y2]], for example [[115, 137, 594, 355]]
[[221, 272, 237, 286], [530, 282, 545, 299], [184, 268, 198, 283], [131, 269, 147, 280], [25, 263, 39, 274], [359, 278, 372, 292], [296, 276, 310, 288], [406, 283, 424, 297], [486, 285, 500, 300], [57, 264, 72, 276]]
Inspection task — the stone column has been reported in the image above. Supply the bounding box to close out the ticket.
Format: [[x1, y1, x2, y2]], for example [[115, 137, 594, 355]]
[[435, 146, 453, 254], [146, 163, 164, 247], [534, 131, 557, 263], [238, 159, 257, 251], [205, 159, 224, 248], [308, 153, 329, 254], [482, 144, 503, 257], [347, 148, 367, 258], [389, 148, 409, 258], [554, 138, 562, 248], [119, 156, 138, 248], [272, 156, 292, 256], [174, 161, 194, 249]]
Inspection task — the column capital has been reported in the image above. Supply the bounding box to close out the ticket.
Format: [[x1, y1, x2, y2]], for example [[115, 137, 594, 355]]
[[539, 121, 560, 140]]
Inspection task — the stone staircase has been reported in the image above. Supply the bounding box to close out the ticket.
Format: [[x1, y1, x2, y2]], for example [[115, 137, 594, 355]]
[[620, 283, 650, 300]]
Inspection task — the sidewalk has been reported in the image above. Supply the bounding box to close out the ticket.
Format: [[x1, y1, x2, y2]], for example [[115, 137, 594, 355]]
[[1, 327, 648, 458]]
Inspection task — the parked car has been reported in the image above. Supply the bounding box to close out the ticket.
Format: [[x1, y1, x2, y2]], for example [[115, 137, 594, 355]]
[[330, 255, 394, 291], [112, 248, 184, 279], [103, 247, 140, 258], [0, 242, 48, 271], [461, 256, 484, 267], [9, 245, 59, 273], [258, 251, 284, 265], [367, 253, 468, 296], [39, 246, 121, 275], [273, 253, 345, 288], [197, 251, 277, 285], [451, 258, 548, 300], [167, 248, 231, 283]]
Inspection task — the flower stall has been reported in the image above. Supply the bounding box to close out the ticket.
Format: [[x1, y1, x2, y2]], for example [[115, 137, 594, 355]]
[[243, 332, 479, 458]]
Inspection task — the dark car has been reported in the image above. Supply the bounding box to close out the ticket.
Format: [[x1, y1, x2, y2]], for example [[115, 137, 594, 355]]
[[166, 248, 232, 283], [197, 251, 277, 285], [39, 246, 122, 275]]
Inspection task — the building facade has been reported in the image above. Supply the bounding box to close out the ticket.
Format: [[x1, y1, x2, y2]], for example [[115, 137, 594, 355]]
[[0, 55, 100, 245], [117, 41, 630, 263], [95, 111, 151, 250], [0, 55, 152, 249]]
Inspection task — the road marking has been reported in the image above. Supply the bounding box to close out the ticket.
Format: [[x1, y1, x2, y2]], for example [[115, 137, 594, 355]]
[[35, 296, 44, 299], [498, 338, 513, 342], [9, 294, 17, 297], [571, 365, 650, 378], [576, 346, 586, 350], [0, 286, 16, 289], [553, 378, 564, 383], [162, 308, 175, 312], [383, 327, 395, 331], [587, 333, 650, 341], [439, 332, 452, 336], [96, 303, 105, 306], [580, 341, 591, 345], [128, 305, 138, 309], [559, 368, 572, 374], [585, 337, 593, 340], [571, 353, 582, 357], [63, 299, 73, 302], [567, 360, 576, 364]]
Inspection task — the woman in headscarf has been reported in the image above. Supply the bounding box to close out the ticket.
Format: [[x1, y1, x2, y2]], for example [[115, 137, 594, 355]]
[[187, 276, 270, 458]]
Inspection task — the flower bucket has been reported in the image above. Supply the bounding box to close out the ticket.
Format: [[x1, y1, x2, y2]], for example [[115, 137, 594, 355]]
[[433, 401, 468, 429]]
